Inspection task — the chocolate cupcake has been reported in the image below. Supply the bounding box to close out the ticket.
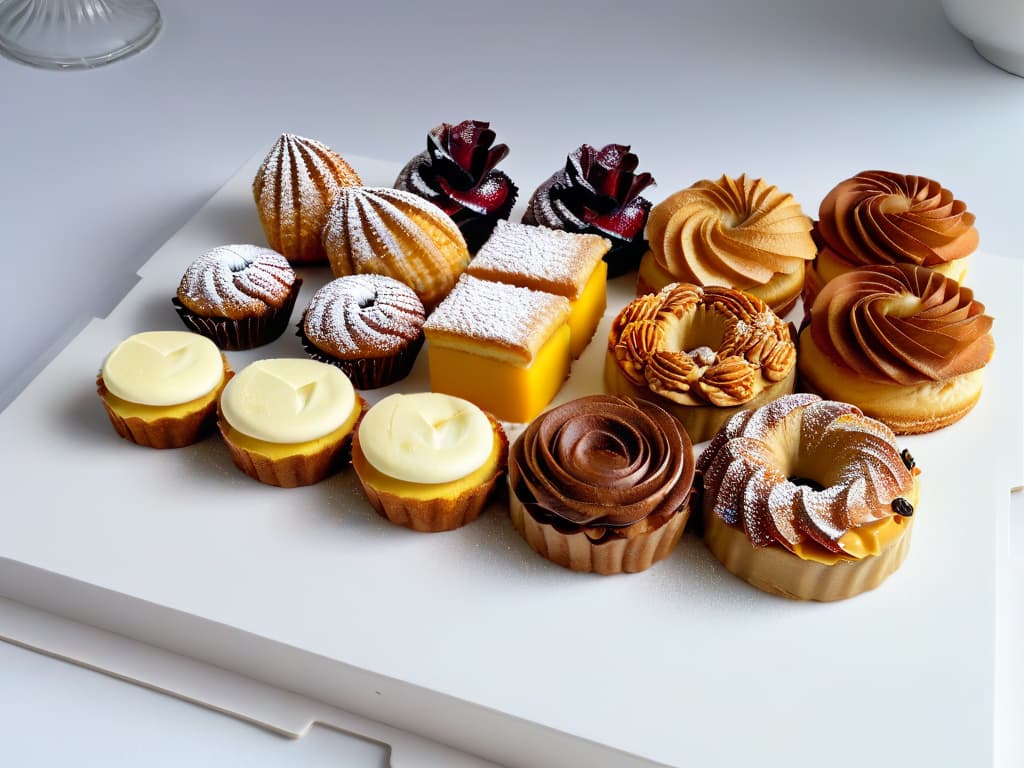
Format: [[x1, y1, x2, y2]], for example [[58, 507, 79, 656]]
[[173, 244, 301, 350], [523, 144, 655, 277], [508, 394, 695, 575], [394, 120, 518, 253], [299, 275, 426, 389]]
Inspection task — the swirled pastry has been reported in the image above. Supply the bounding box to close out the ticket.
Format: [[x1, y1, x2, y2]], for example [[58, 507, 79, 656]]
[[798, 264, 994, 433], [508, 394, 695, 574], [604, 282, 796, 442], [807, 170, 978, 301], [394, 119, 518, 253], [253, 134, 362, 264], [639, 174, 815, 314], [173, 244, 301, 350], [698, 394, 920, 601], [300, 275, 426, 389], [322, 186, 470, 310]]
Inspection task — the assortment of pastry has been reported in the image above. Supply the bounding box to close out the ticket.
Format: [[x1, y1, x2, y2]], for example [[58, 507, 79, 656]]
[[96, 127, 1001, 600]]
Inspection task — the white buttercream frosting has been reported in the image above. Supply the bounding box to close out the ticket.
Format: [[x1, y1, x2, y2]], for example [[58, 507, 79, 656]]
[[220, 358, 356, 444], [358, 393, 493, 483], [102, 331, 223, 406]]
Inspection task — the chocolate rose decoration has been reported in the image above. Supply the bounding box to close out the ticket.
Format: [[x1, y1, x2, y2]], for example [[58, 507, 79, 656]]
[[523, 144, 655, 277], [816, 171, 978, 268], [395, 120, 518, 253], [509, 395, 693, 531], [809, 264, 994, 385]]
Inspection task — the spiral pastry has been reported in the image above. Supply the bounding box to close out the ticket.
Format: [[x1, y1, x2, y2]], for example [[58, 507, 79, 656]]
[[798, 264, 994, 433], [252, 134, 362, 264], [640, 174, 815, 314], [322, 187, 470, 310], [509, 395, 695, 574]]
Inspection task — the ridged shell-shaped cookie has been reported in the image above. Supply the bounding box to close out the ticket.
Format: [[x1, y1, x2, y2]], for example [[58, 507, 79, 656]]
[[322, 187, 470, 309], [252, 134, 362, 264]]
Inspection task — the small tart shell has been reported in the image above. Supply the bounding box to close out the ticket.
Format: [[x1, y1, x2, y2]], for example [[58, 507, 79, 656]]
[[96, 355, 232, 449], [702, 482, 917, 602], [509, 485, 690, 575], [351, 413, 508, 532], [218, 395, 366, 488]]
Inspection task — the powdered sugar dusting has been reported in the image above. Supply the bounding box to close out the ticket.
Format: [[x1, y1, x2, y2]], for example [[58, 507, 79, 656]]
[[177, 244, 296, 318]]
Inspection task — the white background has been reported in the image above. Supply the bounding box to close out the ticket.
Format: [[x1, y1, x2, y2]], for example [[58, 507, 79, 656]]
[[1, 1, 1020, 765]]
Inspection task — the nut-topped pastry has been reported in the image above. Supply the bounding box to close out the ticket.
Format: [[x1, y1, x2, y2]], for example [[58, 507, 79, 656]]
[[798, 264, 994, 433], [299, 275, 426, 389], [524, 143, 655, 277], [698, 394, 920, 601], [466, 221, 610, 358], [509, 394, 695, 575], [604, 283, 796, 442], [807, 170, 978, 301], [394, 119, 518, 253], [173, 244, 302, 350], [322, 186, 470, 310], [253, 134, 362, 264], [639, 174, 816, 315]]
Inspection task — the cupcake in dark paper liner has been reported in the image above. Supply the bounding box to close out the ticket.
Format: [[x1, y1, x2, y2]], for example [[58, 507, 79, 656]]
[[395, 119, 518, 253], [299, 274, 426, 390], [523, 144, 655, 277], [173, 244, 301, 350]]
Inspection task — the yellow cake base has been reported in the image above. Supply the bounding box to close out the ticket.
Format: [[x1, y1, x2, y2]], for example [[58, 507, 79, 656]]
[[567, 260, 608, 359]]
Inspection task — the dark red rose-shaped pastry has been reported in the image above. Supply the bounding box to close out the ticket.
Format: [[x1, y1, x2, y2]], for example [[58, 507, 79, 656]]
[[524, 144, 655, 277], [395, 120, 518, 253]]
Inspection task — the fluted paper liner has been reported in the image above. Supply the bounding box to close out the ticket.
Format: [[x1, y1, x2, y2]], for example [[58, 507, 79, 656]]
[[703, 506, 915, 601], [219, 396, 365, 488], [351, 415, 508, 533], [96, 357, 231, 449], [298, 327, 424, 390], [509, 487, 690, 575], [172, 277, 302, 351]]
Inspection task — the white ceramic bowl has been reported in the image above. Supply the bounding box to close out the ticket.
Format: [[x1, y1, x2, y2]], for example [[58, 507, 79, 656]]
[[942, 0, 1024, 76]]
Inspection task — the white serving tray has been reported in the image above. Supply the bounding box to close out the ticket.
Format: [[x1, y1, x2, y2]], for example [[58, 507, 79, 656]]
[[1, 154, 1020, 768]]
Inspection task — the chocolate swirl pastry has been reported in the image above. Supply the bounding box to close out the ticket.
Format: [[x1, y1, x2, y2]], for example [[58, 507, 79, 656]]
[[509, 395, 693, 538], [394, 120, 518, 253], [523, 144, 655, 277], [816, 170, 978, 268], [809, 264, 993, 385]]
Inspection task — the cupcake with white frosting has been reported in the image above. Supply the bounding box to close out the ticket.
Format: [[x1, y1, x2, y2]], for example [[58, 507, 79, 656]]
[[351, 392, 508, 532]]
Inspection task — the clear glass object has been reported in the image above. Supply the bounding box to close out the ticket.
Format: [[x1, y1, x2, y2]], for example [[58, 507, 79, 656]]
[[0, 0, 160, 70]]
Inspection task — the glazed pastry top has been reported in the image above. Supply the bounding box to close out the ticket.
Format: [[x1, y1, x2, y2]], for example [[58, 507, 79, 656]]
[[509, 395, 693, 528], [102, 331, 223, 406], [220, 358, 356, 444], [177, 244, 297, 318], [358, 393, 494, 483], [302, 275, 425, 358], [808, 264, 994, 385], [816, 170, 978, 267], [698, 394, 917, 557], [645, 173, 815, 287]]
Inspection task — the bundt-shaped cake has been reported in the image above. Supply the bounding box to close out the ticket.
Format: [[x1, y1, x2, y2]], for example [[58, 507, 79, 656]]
[[523, 143, 655, 277], [394, 119, 518, 253], [807, 170, 978, 301], [639, 174, 815, 315], [698, 393, 920, 601], [798, 264, 994, 434], [299, 275, 426, 389], [173, 244, 301, 350], [322, 186, 470, 310], [252, 133, 362, 264], [604, 282, 796, 442]]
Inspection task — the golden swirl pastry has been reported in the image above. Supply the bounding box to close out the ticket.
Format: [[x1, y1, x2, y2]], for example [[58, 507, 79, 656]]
[[798, 264, 994, 434], [639, 174, 815, 314], [605, 282, 796, 442], [322, 187, 470, 310], [698, 394, 919, 601], [508, 394, 695, 574], [252, 134, 362, 264]]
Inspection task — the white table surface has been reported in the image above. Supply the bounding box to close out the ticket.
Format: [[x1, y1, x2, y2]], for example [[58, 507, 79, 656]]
[[1, 1, 1020, 765]]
